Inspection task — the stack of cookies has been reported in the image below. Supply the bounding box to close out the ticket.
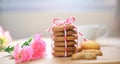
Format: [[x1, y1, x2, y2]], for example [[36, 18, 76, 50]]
[[52, 24, 77, 57]]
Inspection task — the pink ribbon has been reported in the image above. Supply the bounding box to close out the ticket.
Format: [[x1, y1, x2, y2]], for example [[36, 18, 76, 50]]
[[79, 32, 88, 41], [46, 16, 75, 32], [53, 16, 75, 26]]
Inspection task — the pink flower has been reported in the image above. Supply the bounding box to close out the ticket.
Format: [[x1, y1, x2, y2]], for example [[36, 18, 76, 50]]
[[0, 26, 12, 47], [30, 34, 46, 60], [14, 44, 19, 61], [4, 31, 12, 43], [13, 34, 46, 62], [14, 44, 33, 62], [0, 26, 3, 35]]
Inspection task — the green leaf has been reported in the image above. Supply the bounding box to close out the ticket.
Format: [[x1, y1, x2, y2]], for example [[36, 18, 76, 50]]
[[0, 39, 5, 51], [21, 41, 29, 48], [28, 36, 33, 43], [4, 45, 14, 53], [21, 36, 33, 48], [0, 39, 4, 47], [0, 40, 2, 47]]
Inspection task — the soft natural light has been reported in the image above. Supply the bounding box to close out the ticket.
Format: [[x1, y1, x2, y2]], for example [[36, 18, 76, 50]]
[[0, 0, 120, 64]]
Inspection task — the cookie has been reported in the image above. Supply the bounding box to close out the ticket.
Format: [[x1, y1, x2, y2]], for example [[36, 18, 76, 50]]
[[54, 41, 76, 47], [82, 50, 102, 56], [53, 30, 77, 36], [77, 47, 82, 52], [53, 51, 74, 57], [81, 40, 100, 50], [53, 46, 76, 52], [52, 24, 75, 32], [71, 52, 96, 60], [53, 35, 77, 42]]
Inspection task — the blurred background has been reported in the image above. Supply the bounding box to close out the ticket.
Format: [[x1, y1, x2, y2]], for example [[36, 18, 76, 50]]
[[0, 0, 120, 39]]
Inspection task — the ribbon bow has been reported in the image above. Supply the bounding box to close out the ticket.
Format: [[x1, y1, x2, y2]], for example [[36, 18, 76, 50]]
[[47, 16, 75, 32]]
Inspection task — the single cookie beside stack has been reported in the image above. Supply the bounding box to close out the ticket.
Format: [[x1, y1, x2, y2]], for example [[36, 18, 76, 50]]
[[52, 24, 77, 57]]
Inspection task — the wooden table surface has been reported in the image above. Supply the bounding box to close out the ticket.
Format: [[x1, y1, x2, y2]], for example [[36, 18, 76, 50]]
[[0, 37, 120, 64]]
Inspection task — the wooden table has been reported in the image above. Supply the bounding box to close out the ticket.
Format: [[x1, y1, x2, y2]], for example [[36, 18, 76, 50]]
[[0, 37, 120, 64]]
